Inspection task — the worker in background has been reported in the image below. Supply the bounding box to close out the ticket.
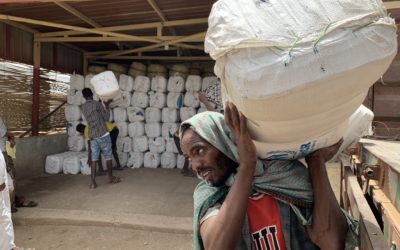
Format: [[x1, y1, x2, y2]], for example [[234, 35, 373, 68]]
[[80, 88, 121, 189], [180, 102, 358, 250], [76, 122, 124, 173], [0, 116, 37, 213]]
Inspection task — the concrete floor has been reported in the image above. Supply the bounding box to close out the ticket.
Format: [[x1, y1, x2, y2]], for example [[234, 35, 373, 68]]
[[12, 164, 341, 250]]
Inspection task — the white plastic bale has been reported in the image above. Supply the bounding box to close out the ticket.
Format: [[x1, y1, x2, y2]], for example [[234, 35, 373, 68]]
[[114, 91, 131, 108], [133, 136, 148, 152], [127, 152, 144, 168], [128, 68, 146, 77], [79, 156, 91, 175], [113, 107, 127, 122], [127, 107, 145, 122], [165, 138, 179, 153], [119, 74, 134, 92], [128, 122, 145, 137], [201, 76, 218, 91], [90, 71, 121, 101], [161, 108, 180, 123], [161, 123, 179, 138], [167, 93, 184, 108], [117, 152, 129, 167], [63, 152, 85, 175], [176, 154, 186, 169], [148, 137, 166, 153], [144, 152, 160, 168], [149, 92, 167, 109], [133, 76, 151, 92], [167, 76, 185, 92], [185, 75, 202, 92], [197, 107, 208, 114], [148, 64, 167, 73], [115, 122, 128, 137], [88, 65, 106, 74], [70, 74, 85, 90], [109, 92, 124, 108], [145, 122, 162, 138], [180, 107, 196, 122], [145, 107, 162, 122], [151, 76, 168, 92], [65, 105, 81, 122], [68, 135, 85, 152], [148, 72, 168, 78], [131, 62, 147, 72], [45, 151, 76, 174], [66, 121, 80, 136], [184, 92, 200, 108], [84, 74, 94, 88], [107, 63, 127, 74], [131, 92, 149, 108], [116, 137, 132, 153], [161, 152, 177, 169]]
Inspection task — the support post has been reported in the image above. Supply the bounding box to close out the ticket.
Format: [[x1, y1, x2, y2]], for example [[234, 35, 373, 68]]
[[32, 41, 41, 136]]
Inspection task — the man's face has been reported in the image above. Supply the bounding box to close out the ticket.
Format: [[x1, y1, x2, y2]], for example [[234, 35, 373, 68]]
[[181, 129, 234, 186]]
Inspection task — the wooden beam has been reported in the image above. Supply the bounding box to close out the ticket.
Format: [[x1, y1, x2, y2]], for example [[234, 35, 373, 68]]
[[0, 14, 161, 43], [86, 46, 180, 56], [35, 35, 204, 42], [53, 1, 101, 28], [104, 32, 206, 57], [92, 56, 212, 61], [0, 20, 39, 33], [384, 1, 400, 9], [37, 18, 208, 38], [32, 40, 41, 136], [146, 0, 177, 36]]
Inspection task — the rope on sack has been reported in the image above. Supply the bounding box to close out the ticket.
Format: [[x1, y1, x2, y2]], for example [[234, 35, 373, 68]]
[[352, 21, 374, 33], [313, 23, 332, 53], [284, 37, 300, 67]]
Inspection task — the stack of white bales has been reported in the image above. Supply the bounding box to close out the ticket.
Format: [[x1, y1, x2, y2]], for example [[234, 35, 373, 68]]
[[47, 62, 216, 174]]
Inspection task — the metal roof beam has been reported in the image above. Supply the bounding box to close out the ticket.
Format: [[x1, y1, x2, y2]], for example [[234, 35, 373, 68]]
[[384, 1, 400, 9], [92, 56, 211, 61], [37, 18, 208, 38], [53, 1, 101, 28], [35, 35, 204, 42]]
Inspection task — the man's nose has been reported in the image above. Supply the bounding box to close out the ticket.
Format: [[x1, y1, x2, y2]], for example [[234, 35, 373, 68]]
[[190, 157, 203, 172]]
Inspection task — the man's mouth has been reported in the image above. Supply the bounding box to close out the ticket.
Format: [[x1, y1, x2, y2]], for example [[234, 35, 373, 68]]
[[199, 169, 212, 179]]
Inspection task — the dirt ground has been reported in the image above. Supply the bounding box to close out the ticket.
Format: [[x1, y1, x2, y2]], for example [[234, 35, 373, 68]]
[[15, 225, 193, 250]]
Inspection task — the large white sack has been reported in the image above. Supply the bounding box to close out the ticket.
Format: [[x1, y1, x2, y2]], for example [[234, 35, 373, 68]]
[[145, 107, 161, 122], [133, 136, 148, 152], [127, 107, 145, 122], [131, 92, 149, 108], [148, 137, 166, 153], [133, 76, 151, 92], [45, 151, 76, 174], [162, 108, 180, 123], [145, 123, 162, 138], [151, 76, 168, 92], [115, 122, 128, 137], [169, 64, 189, 78], [79, 156, 91, 175], [119, 74, 134, 92], [176, 154, 186, 169], [70, 74, 84, 91], [114, 91, 131, 108], [167, 93, 184, 108], [65, 105, 81, 122], [180, 107, 196, 122], [128, 122, 145, 137], [131, 62, 147, 72], [144, 152, 160, 168], [165, 138, 179, 153], [67, 121, 80, 137], [88, 65, 106, 74], [332, 105, 374, 161], [161, 152, 177, 169], [128, 68, 146, 77], [67, 90, 84, 106], [184, 92, 200, 108], [113, 107, 127, 122], [117, 137, 132, 153], [118, 152, 129, 167], [63, 152, 85, 175], [84, 74, 94, 88], [206, 0, 397, 159], [127, 152, 144, 168], [202, 76, 218, 91], [167, 76, 185, 92], [108, 63, 127, 74], [162, 123, 179, 138], [149, 92, 167, 109], [185, 75, 202, 93], [90, 71, 121, 101], [148, 64, 167, 74], [68, 135, 85, 152]]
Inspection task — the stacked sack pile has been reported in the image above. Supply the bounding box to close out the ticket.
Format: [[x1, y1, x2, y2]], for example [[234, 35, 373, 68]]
[[46, 62, 219, 175]]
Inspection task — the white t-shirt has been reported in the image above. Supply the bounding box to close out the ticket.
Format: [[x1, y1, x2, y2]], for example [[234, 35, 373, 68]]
[[0, 152, 15, 250]]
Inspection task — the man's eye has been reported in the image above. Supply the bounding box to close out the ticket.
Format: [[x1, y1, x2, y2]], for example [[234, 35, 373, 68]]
[[198, 148, 205, 155]]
